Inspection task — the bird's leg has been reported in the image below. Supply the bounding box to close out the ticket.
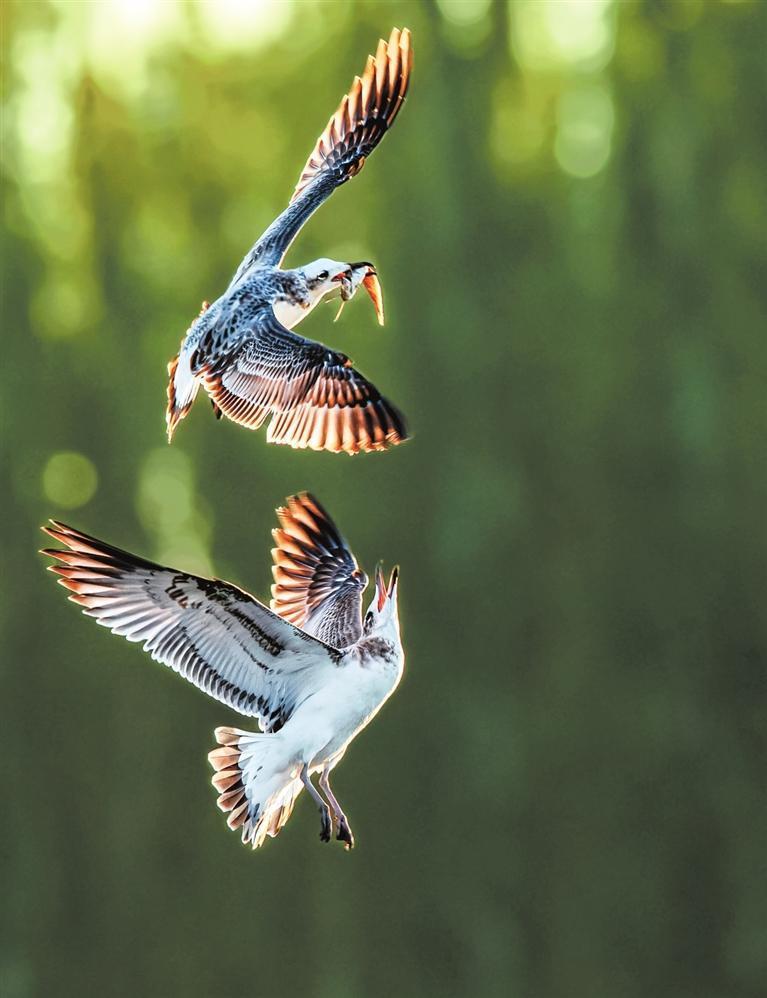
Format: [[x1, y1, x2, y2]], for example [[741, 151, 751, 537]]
[[319, 765, 354, 850], [300, 765, 332, 843]]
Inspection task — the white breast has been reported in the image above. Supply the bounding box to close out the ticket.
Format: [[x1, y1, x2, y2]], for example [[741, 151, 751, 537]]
[[285, 651, 403, 768], [273, 297, 317, 330]]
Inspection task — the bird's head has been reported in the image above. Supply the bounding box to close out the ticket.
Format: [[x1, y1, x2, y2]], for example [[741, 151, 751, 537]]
[[302, 258, 384, 325], [363, 564, 400, 639], [303, 257, 349, 294]]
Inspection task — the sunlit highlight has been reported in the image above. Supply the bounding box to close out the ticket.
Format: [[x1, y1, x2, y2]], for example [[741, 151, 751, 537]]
[[511, 0, 615, 74], [196, 0, 293, 53]]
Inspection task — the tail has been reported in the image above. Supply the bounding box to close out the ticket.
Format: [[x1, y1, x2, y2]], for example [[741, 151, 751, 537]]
[[208, 727, 303, 850], [166, 349, 200, 443]]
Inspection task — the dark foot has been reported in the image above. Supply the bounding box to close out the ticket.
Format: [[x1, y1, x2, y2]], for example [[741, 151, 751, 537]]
[[336, 815, 354, 851], [319, 808, 332, 843]]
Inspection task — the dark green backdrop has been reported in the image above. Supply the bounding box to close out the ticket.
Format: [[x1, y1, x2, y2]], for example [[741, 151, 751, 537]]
[[2, 2, 766, 996]]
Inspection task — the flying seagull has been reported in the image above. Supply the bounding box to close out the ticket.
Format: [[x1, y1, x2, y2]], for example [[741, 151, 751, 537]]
[[41, 494, 403, 850], [167, 27, 413, 454]]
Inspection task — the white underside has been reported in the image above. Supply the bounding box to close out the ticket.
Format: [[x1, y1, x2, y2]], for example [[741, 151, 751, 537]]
[[236, 649, 403, 825], [273, 292, 328, 331]]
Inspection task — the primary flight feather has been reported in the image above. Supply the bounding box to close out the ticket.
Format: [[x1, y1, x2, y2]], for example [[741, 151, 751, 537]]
[[167, 28, 413, 454]]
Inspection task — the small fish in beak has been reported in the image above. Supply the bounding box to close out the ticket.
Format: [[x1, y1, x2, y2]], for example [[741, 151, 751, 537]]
[[332, 267, 354, 323], [332, 263, 385, 326], [331, 268, 352, 285]]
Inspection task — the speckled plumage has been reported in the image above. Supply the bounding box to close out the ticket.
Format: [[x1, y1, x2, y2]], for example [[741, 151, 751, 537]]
[[270, 492, 369, 647], [166, 28, 413, 454]]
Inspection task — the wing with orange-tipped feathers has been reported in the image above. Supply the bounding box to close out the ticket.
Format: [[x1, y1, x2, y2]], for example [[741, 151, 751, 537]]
[[290, 27, 412, 204], [40, 521, 343, 732], [229, 27, 412, 284], [195, 305, 407, 454], [270, 493, 367, 647]]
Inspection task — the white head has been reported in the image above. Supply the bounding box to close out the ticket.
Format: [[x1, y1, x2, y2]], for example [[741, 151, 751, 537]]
[[302, 258, 349, 297], [363, 564, 400, 641]]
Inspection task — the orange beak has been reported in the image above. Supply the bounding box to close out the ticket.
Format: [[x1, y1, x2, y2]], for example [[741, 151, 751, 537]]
[[362, 271, 385, 326]]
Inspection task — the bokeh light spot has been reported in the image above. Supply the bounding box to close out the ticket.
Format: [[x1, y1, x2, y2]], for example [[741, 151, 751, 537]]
[[555, 83, 614, 178], [437, 0, 493, 49], [155, 523, 214, 578], [136, 448, 213, 575], [42, 451, 99, 509], [512, 0, 615, 74], [30, 271, 93, 340], [137, 448, 194, 532], [437, 0, 492, 26], [195, 0, 293, 53]]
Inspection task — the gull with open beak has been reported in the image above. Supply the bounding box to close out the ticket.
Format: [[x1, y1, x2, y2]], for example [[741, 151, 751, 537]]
[[40, 494, 404, 851], [167, 28, 412, 454]]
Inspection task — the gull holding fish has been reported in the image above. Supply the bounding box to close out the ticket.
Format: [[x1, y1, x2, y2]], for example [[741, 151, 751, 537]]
[[167, 27, 412, 453]]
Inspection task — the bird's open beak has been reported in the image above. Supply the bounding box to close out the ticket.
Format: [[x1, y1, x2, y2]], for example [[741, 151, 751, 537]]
[[374, 562, 399, 611], [375, 562, 387, 611], [362, 270, 384, 326], [348, 262, 385, 326]]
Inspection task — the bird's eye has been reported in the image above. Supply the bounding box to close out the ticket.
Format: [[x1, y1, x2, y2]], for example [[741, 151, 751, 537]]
[[317, 270, 329, 281], [364, 611, 374, 630]]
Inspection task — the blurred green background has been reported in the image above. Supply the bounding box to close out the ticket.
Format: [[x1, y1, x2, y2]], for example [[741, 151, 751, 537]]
[[2, 1, 766, 996]]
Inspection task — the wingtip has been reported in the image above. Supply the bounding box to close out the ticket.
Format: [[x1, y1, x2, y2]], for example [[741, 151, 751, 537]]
[[290, 26, 412, 203], [40, 523, 65, 543], [291, 490, 317, 507]]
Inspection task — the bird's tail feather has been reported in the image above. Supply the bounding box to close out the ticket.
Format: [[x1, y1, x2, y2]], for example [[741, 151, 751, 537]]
[[208, 727, 302, 850], [166, 349, 200, 442]]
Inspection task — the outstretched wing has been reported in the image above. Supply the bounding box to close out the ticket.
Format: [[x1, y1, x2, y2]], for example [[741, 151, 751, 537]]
[[270, 493, 367, 648], [41, 521, 342, 732], [229, 27, 412, 283], [196, 305, 407, 453]]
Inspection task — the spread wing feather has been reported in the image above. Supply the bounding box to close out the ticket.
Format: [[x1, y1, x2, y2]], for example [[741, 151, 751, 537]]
[[196, 306, 407, 453], [229, 27, 412, 282], [41, 521, 342, 732], [271, 493, 367, 647]]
